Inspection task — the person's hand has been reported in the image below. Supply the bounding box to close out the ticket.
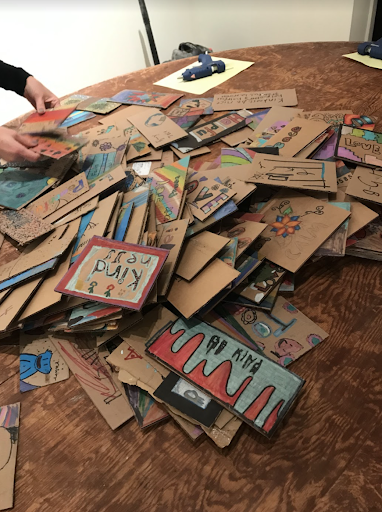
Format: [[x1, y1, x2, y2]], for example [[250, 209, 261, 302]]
[[0, 127, 40, 162], [24, 76, 60, 114]]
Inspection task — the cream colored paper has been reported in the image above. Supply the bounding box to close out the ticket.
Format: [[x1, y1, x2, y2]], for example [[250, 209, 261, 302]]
[[154, 57, 254, 95], [343, 52, 382, 70]]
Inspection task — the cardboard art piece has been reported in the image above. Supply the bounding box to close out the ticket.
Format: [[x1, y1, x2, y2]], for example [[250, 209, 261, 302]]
[[156, 219, 188, 295], [18, 107, 75, 134], [219, 219, 267, 258], [110, 89, 182, 109], [335, 125, 382, 168], [345, 166, 382, 205], [77, 97, 120, 114], [0, 208, 53, 245], [212, 89, 298, 111], [154, 56, 254, 95], [236, 260, 285, 304], [185, 200, 238, 238], [315, 202, 350, 257], [32, 134, 88, 160], [60, 94, 90, 107], [246, 155, 337, 192], [172, 112, 247, 154], [70, 192, 119, 263], [154, 372, 223, 428], [265, 118, 328, 157], [146, 316, 304, 437], [221, 127, 254, 147], [59, 110, 96, 128], [54, 196, 99, 227], [147, 155, 189, 225], [167, 259, 239, 318], [124, 384, 168, 429], [221, 147, 256, 166], [301, 110, 352, 125], [347, 199, 379, 238], [343, 113, 375, 131], [43, 165, 126, 224], [126, 108, 188, 149], [248, 106, 303, 141], [219, 237, 238, 267], [19, 333, 69, 392], [55, 236, 169, 310], [175, 231, 229, 281], [67, 303, 121, 328], [51, 336, 133, 429], [217, 296, 329, 366], [27, 172, 89, 218], [257, 190, 351, 272], [167, 106, 201, 131], [0, 402, 20, 511], [186, 177, 236, 221], [19, 219, 81, 319], [0, 168, 57, 210], [120, 186, 150, 244], [114, 203, 134, 242], [103, 192, 122, 239], [125, 128, 151, 162], [82, 137, 128, 185], [179, 97, 213, 114]]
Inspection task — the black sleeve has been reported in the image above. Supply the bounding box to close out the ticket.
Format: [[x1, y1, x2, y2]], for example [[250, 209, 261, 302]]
[[0, 60, 31, 96]]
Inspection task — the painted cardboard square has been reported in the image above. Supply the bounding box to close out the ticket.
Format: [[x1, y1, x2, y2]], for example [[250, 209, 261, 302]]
[[55, 236, 169, 310]]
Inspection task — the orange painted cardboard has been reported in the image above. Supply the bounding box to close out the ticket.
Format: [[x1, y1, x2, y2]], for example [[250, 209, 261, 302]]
[[43, 165, 126, 224], [186, 177, 236, 221], [0, 402, 20, 511], [219, 220, 267, 258], [257, 190, 351, 272], [156, 219, 188, 295], [212, 89, 298, 111], [175, 231, 229, 281], [19, 218, 81, 320], [126, 107, 188, 149], [167, 259, 239, 318], [51, 335, 133, 429], [246, 155, 337, 192], [265, 118, 328, 157], [346, 166, 382, 205], [27, 172, 89, 218]]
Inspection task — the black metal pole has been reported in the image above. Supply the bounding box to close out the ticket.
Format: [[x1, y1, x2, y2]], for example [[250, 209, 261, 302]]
[[138, 0, 160, 66]]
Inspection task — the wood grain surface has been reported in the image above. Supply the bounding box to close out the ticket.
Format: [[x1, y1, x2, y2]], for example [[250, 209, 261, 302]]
[[1, 42, 382, 512]]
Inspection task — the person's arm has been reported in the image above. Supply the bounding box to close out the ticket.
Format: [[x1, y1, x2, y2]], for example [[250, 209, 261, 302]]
[[0, 60, 31, 96], [0, 60, 59, 113]]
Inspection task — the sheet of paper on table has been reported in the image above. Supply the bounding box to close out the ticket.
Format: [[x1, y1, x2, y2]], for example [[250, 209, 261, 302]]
[[343, 52, 382, 69], [153, 57, 254, 94]]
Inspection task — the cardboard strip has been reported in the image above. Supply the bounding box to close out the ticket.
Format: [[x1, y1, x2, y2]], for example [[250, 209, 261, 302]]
[[0, 402, 20, 511], [212, 89, 298, 111]]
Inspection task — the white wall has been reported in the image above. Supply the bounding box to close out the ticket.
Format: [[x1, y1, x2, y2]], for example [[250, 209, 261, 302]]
[[0, 0, 369, 126]]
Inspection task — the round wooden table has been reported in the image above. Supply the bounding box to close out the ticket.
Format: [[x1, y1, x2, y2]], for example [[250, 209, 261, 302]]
[[2, 42, 382, 512]]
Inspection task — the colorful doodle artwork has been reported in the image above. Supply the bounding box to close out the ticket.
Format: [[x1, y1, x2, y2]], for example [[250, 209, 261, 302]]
[[124, 384, 169, 429], [147, 317, 304, 437], [167, 106, 201, 130], [55, 236, 169, 310], [147, 156, 189, 224], [20, 335, 69, 392], [83, 139, 128, 184], [33, 134, 88, 160], [336, 125, 382, 167], [216, 296, 328, 367], [270, 214, 301, 237], [0, 168, 56, 210], [236, 260, 285, 304], [110, 89, 182, 109], [0, 402, 20, 511], [220, 147, 257, 167], [179, 97, 214, 114]]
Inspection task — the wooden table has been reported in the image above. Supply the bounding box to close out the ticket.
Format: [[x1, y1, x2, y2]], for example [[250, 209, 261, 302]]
[[1, 42, 382, 512]]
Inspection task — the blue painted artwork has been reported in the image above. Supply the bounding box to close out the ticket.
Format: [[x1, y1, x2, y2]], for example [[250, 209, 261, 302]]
[[59, 110, 96, 128], [114, 203, 134, 241], [20, 350, 52, 380], [70, 209, 96, 264], [0, 167, 54, 210], [0, 258, 57, 292]]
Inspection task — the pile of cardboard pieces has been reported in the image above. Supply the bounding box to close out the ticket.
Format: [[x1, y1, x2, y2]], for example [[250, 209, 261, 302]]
[[1, 87, 382, 507]]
